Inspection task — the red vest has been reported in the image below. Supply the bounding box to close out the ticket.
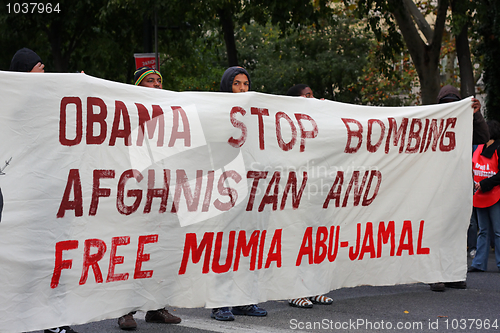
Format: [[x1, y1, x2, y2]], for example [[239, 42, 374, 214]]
[[473, 144, 500, 208]]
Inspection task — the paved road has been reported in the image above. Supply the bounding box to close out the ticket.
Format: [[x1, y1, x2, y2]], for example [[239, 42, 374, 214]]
[[30, 256, 499, 333]]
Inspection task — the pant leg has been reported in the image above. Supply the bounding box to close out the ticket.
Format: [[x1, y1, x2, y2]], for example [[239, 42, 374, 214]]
[[488, 202, 500, 270], [472, 206, 492, 271], [467, 207, 478, 250]]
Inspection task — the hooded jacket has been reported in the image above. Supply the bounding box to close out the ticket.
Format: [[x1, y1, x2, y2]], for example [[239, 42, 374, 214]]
[[9, 48, 43, 72], [437, 85, 489, 145], [220, 66, 251, 92], [436, 84, 461, 103]]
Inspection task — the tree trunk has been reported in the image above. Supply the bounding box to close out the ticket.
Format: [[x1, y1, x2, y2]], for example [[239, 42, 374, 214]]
[[451, 0, 476, 98], [417, 59, 442, 105], [389, 0, 448, 104], [455, 26, 475, 98], [46, 21, 67, 73], [217, 6, 238, 67], [143, 15, 153, 53]]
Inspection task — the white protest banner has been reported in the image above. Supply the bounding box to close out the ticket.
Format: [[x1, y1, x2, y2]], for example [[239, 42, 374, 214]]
[[0, 71, 472, 332]]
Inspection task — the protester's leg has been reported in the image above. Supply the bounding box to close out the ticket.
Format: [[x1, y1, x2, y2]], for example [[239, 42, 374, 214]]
[[488, 201, 500, 270], [470, 207, 490, 271], [490, 219, 496, 251], [467, 207, 478, 257]]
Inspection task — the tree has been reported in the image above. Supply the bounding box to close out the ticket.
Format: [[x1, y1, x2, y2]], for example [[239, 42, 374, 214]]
[[0, 0, 409, 103], [353, 40, 420, 106], [235, 18, 370, 101], [476, 0, 500, 120], [450, 0, 479, 99], [347, 0, 449, 105], [178, 0, 334, 67], [0, 0, 146, 82]]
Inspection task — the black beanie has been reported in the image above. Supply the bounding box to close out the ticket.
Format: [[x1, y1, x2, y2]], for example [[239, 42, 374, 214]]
[[9, 48, 43, 72]]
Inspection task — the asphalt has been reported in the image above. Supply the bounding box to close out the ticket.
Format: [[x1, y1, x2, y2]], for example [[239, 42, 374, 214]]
[[30, 255, 500, 333]]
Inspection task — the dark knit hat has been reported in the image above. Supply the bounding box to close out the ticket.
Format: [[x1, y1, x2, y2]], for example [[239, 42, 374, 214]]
[[9, 48, 43, 72], [220, 66, 251, 92], [437, 85, 461, 104], [134, 67, 162, 85]]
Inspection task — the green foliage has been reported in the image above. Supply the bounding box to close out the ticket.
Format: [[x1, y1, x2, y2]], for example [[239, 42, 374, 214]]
[[236, 19, 369, 102], [358, 48, 419, 106], [0, 0, 412, 105], [346, 0, 405, 65], [475, 0, 500, 121], [160, 35, 226, 92], [0, 0, 488, 109], [0, 0, 143, 80]]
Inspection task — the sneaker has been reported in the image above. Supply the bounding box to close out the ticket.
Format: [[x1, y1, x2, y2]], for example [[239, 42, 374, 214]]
[[429, 283, 445, 292], [444, 281, 467, 289], [145, 308, 181, 324], [232, 304, 267, 316], [211, 307, 235, 321], [118, 313, 137, 330], [44, 327, 78, 333], [468, 266, 484, 272], [469, 249, 477, 259]]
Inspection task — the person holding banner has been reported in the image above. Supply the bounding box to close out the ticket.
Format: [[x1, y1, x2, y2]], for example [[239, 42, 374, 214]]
[[470, 120, 500, 273], [429, 84, 489, 292], [219, 66, 250, 93], [436, 85, 489, 145], [133, 66, 163, 89], [2, 47, 44, 222], [287, 84, 314, 98], [285, 84, 334, 308], [8, 46, 77, 333], [208, 66, 268, 321], [116, 66, 182, 330], [9, 47, 45, 72]]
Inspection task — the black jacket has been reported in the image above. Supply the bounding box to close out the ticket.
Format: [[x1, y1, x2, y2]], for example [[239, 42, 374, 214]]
[[437, 85, 489, 145], [477, 140, 500, 192]]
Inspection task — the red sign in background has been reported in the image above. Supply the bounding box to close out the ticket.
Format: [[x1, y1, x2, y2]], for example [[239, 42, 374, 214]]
[[134, 53, 158, 70]]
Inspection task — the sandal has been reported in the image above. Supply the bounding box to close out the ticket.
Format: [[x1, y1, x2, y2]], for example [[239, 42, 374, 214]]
[[288, 297, 313, 308], [309, 295, 333, 305]]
